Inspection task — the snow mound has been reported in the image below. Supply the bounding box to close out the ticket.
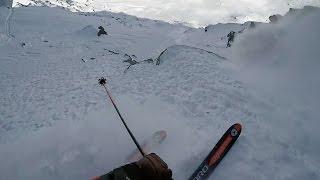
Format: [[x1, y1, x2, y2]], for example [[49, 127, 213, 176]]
[[205, 23, 246, 34], [155, 45, 225, 65], [75, 25, 97, 37], [119, 45, 248, 128]]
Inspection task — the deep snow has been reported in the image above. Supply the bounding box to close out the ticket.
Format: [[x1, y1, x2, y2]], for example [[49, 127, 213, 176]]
[[0, 5, 320, 180]]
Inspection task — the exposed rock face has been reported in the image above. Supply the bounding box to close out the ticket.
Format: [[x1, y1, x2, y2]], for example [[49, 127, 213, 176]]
[[97, 26, 107, 36], [269, 14, 282, 23], [227, 31, 236, 47], [249, 22, 255, 28]]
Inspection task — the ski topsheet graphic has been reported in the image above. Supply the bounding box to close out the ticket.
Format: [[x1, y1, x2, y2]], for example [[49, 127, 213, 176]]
[[189, 123, 242, 180]]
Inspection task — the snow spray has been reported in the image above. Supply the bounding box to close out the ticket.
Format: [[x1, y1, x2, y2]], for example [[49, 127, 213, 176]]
[[98, 77, 146, 157]]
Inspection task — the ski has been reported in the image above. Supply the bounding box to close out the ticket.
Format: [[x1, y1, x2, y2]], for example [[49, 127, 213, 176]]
[[189, 123, 242, 180]]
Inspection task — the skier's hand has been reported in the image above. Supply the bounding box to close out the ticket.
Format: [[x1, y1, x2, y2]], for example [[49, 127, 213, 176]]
[[91, 153, 172, 180], [136, 153, 173, 180]]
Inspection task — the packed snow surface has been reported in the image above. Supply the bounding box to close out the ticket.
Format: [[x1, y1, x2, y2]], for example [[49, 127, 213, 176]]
[[0, 5, 320, 180]]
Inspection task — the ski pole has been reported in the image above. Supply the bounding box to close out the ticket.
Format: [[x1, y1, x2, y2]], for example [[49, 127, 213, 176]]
[[99, 77, 146, 157]]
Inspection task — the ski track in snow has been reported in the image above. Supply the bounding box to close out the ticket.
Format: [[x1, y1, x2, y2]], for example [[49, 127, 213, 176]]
[[1, 6, 320, 180]]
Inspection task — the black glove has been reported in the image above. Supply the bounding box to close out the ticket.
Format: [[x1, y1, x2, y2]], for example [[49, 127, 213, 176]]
[[93, 153, 173, 180], [135, 153, 173, 180]]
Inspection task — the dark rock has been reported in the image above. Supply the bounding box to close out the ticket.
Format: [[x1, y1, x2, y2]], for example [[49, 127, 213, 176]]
[[249, 22, 255, 28], [97, 26, 107, 36], [227, 31, 236, 47], [269, 14, 282, 23], [143, 58, 154, 63]]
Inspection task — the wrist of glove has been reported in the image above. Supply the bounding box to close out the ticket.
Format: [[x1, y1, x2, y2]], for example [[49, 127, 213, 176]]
[[93, 153, 172, 180], [134, 153, 172, 180]]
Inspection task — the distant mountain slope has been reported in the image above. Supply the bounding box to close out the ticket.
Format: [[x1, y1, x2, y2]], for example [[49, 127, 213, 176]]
[[14, 0, 94, 11]]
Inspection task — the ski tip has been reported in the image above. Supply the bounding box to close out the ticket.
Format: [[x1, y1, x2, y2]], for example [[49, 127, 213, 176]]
[[233, 123, 242, 131], [231, 123, 242, 137], [153, 130, 167, 143], [91, 176, 101, 180]]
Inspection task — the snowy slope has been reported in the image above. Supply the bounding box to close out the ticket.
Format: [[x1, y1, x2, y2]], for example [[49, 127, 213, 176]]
[[12, 0, 320, 27], [0, 5, 320, 180]]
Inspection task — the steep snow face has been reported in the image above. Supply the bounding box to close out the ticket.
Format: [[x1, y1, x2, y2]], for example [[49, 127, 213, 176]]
[[0, 43, 247, 179], [0, 6, 243, 179], [0, 0, 13, 7], [1, 5, 320, 180], [231, 6, 320, 178], [0, 8, 9, 34]]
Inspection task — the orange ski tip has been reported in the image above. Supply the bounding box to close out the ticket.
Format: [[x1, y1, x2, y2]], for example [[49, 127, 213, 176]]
[[234, 123, 242, 131], [91, 176, 101, 180], [158, 130, 167, 138], [153, 130, 167, 143]]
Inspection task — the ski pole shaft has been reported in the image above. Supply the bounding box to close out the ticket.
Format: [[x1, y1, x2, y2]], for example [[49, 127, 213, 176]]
[[99, 78, 145, 157]]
